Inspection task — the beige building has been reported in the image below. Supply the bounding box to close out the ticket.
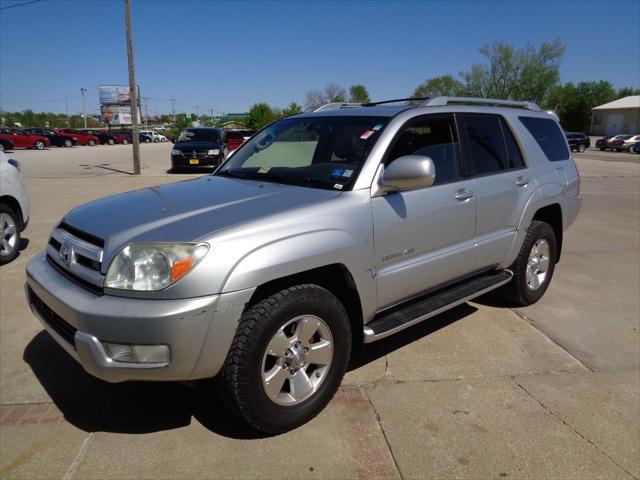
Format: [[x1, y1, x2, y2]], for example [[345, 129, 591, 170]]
[[590, 96, 640, 135]]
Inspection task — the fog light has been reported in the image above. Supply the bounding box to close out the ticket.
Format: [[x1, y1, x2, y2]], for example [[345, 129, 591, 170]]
[[103, 343, 170, 364]]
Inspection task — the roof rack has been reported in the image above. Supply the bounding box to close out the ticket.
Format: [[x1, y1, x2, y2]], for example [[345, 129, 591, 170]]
[[362, 97, 430, 106], [423, 96, 541, 111], [313, 102, 363, 112]]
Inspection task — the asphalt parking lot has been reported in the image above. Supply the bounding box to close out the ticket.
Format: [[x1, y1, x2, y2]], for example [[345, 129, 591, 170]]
[[1, 144, 638, 479]]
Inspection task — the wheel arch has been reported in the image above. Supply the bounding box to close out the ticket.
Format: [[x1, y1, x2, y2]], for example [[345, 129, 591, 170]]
[[531, 203, 563, 262], [247, 264, 365, 348], [0, 195, 24, 229]]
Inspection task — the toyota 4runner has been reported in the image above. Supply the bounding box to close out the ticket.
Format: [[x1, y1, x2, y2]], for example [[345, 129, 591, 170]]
[[25, 97, 581, 433]]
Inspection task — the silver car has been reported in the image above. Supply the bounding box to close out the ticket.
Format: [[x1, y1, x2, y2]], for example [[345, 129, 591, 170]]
[[25, 96, 581, 433]]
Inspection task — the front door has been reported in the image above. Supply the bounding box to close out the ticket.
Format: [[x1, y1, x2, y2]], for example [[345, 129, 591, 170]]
[[372, 114, 477, 308]]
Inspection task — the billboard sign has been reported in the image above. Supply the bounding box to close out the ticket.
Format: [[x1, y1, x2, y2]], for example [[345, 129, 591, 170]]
[[98, 85, 140, 106], [100, 105, 140, 125]]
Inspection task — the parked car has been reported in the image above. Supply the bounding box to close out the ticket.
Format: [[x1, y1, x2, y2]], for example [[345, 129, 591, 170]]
[[0, 138, 14, 152], [595, 136, 613, 150], [111, 132, 132, 145], [564, 132, 590, 152], [225, 129, 246, 151], [139, 132, 153, 143], [170, 127, 227, 172], [0, 128, 50, 150], [630, 142, 640, 154], [79, 129, 116, 145], [23, 128, 77, 148], [55, 129, 99, 146], [140, 130, 167, 142], [24, 96, 581, 434], [597, 134, 630, 151], [612, 134, 640, 151], [0, 152, 30, 265]]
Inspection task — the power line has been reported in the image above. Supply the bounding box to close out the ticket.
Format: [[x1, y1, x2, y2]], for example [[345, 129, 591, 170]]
[[0, 0, 44, 10]]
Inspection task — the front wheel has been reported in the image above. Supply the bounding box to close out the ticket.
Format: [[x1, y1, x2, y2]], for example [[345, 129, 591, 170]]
[[88, 139, 96, 146], [220, 284, 351, 434], [107, 138, 115, 145], [0, 205, 21, 265], [122, 139, 129, 145], [63, 139, 73, 147], [578, 144, 586, 153], [500, 220, 557, 306], [34, 140, 45, 150]]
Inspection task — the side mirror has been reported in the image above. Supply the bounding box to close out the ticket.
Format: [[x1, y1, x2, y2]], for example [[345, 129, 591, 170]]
[[378, 155, 436, 194]]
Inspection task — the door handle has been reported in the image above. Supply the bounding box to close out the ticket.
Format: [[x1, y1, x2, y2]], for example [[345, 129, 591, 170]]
[[454, 189, 474, 201], [515, 176, 529, 187]]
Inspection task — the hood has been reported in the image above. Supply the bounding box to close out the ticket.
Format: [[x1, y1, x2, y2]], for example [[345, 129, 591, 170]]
[[62, 176, 341, 261], [174, 141, 222, 151]]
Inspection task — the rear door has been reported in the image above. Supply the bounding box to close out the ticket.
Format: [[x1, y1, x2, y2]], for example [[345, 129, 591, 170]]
[[457, 114, 532, 270]]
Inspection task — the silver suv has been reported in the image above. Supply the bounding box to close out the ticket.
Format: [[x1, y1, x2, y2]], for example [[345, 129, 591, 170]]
[[25, 97, 581, 433]]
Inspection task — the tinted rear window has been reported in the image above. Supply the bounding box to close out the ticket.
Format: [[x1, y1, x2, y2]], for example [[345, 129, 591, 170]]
[[519, 117, 570, 162]]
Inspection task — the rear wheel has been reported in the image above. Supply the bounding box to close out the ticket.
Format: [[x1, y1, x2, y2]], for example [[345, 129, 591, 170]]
[[88, 139, 96, 146], [578, 144, 586, 153], [107, 138, 115, 145], [63, 139, 73, 147], [0, 144, 4, 152], [0, 205, 20, 265], [34, 140, 45, 150], [122, 139, 129, 145], [220, 284, 351, 434], [501, 220, 557, 306]]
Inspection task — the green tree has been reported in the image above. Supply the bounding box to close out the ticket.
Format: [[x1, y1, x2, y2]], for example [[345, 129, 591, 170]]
[[617, 87, 640, 98], [246, 102, 278, 129], [349, 84, 371, 103], [281, 102, 303, 117], [413, 75, 466, 98], [461, 39, 566, 103], [545, 81, 617, 132]]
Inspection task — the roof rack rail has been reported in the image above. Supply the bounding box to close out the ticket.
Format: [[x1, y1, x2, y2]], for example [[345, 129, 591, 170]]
[[362, 97, 431, 106], [313, 102, 363, 112], [423, 96, 541, 111]]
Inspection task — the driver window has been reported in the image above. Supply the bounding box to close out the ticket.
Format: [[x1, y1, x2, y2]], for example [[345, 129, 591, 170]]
[[386, 116, 461, 185]]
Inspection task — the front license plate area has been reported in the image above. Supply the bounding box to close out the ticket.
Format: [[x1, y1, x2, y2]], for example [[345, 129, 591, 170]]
[[189, 159, 199, 165]]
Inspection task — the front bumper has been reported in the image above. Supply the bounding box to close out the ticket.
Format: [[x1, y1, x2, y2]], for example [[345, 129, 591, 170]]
[[25, 252, 252, 383], [171, 154, 222, 169]]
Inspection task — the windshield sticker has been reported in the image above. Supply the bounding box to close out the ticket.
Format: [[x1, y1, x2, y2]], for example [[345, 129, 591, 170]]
[[333, 183, 344, 190], [257, 166, 271, 174], [330, 168, 345, 177], [372, 124, 383, 131], [360, 130, 375, 140], [344, 169, 353, 178]]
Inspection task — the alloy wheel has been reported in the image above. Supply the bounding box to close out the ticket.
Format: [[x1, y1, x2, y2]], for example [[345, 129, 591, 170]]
[[0, 213, 18, 258], [526, 239, 550, 290]]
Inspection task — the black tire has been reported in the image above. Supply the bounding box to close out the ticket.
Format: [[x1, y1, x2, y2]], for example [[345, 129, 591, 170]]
[[88, 139, 96, 146], [220, 284, 351, 434], [578, 144, 586, 153], [34, 140, 45, 150], [63, 139, 73, 148], [501, 220, 557, 306], [599, 147, 605, 151], [0, 204, 21, 266]]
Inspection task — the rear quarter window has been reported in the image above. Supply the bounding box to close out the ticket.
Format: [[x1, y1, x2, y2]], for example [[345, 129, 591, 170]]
[[519, 116, 570, 162]]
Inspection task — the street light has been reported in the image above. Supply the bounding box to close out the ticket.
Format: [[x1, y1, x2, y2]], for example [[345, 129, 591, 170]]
[[80, 88, 87, 128]]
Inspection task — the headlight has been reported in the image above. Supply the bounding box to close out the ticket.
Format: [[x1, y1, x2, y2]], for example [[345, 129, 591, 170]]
[[171, 149, 182, 155], [105, 243, 208, 291], [207, 149, 220, 155]]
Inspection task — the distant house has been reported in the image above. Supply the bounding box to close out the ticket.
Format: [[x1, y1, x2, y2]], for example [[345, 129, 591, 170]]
[[590, 96, 640, 135]]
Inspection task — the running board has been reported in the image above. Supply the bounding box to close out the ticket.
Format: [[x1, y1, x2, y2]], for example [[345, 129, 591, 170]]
[[363, 270, 513, 343]]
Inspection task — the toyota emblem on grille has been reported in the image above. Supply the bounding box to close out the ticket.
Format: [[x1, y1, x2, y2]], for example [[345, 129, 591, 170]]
[[59, 242, 71, 266]]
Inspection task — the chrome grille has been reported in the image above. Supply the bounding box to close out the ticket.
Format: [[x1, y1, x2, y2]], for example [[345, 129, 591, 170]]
[[46, 226, 104, 289], [180, 151, 210, 158]]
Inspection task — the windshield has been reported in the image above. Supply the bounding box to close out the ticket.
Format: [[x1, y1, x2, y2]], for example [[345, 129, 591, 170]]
[[178, 128, 220, 143], [216, 116, 388, 190]]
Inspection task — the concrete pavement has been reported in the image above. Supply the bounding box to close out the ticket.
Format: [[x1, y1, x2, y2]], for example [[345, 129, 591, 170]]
[[0, 144, 638, 479]]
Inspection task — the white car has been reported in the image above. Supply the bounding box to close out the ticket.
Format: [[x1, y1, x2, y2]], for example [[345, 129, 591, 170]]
[[621, 135, 640, 151], [139, 130, 167, 143], [0, 152, 30, 265]]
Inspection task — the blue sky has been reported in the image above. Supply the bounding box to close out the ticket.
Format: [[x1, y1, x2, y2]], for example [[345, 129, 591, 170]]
[[1, 0, 638, 115]]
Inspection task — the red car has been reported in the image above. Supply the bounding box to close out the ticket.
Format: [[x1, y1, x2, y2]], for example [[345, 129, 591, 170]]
[[225, 129, 247, 151], [112, 132, 131, 145], [54, 128, 99, 146], [0, 128, 51, 150]]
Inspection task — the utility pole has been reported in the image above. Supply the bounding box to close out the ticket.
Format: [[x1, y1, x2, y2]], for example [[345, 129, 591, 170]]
[[170, 99, 176, 124], [210, 107, 214, 126], [80, 88, 87, 128], [65, 97, 70, 127], [142, 96, 149, 129], [124, 0, 141, 175]]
